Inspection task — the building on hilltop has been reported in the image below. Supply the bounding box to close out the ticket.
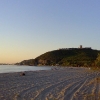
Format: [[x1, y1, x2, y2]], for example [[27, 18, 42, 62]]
[[80, 45, 82, 48], [59, 45, 91, 50]]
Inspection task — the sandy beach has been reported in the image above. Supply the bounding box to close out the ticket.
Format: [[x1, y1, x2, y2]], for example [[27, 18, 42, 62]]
[[0, 67, 100, 100]]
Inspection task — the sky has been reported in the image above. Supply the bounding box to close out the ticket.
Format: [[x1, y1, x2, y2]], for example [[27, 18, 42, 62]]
[[0, 0, 100, 63]]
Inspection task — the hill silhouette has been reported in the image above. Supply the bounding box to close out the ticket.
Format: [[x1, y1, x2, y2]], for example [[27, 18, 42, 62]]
[[18, 48, 100, 68]]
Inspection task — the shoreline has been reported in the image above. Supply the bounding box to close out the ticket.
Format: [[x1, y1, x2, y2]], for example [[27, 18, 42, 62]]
[[0, 65, 52, 74], [0, 67, 100, 100]]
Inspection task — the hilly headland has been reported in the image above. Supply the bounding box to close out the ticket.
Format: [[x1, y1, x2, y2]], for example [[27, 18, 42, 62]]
[[17, 46, 100, 68]]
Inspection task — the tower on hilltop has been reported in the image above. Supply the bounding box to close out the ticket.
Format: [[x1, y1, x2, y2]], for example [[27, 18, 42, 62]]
[[80, 45, 82, 48]]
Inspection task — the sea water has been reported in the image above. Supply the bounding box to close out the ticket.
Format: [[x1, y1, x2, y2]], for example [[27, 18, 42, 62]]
[[0, 65, 52, 73]]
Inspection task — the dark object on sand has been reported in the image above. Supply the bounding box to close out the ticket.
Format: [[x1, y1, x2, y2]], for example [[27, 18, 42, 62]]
[[20, 72, 25, 76]]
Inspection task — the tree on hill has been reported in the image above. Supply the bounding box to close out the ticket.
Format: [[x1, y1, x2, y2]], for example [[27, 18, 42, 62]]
[[95, 53, 100, 68]]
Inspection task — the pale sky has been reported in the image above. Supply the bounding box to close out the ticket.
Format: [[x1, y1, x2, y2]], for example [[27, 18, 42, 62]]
[[0, 0, 100, 63]]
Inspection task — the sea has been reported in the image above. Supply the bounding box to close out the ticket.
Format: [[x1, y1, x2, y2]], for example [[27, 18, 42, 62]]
[[0, 65, 52, 73]]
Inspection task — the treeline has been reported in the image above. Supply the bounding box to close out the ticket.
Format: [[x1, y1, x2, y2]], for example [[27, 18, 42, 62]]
[[17, 48, 100, 68]]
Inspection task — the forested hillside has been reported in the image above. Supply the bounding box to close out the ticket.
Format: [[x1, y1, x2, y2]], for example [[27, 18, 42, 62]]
[[18, 48, 100, 68]]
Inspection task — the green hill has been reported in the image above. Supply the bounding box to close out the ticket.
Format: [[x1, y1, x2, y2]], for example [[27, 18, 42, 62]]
[[18, 48, 100, 68]]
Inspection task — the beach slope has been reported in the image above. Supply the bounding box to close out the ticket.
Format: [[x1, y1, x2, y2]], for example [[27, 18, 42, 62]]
[[0, 67, 100, 100]]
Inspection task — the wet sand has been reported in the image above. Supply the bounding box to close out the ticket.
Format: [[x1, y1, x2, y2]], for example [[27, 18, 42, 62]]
[[0, 67, 100, 100]]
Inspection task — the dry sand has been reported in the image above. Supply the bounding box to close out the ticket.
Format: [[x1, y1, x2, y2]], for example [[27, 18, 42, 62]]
[[0, 67, 100, 100]]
